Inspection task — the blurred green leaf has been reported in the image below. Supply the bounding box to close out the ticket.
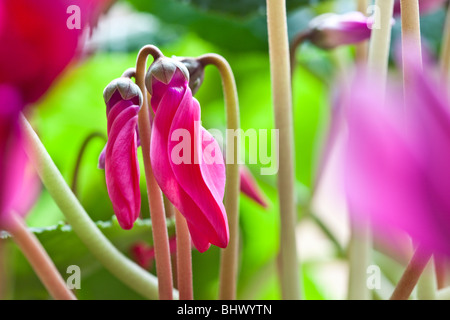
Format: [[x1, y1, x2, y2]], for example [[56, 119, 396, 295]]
[[4, 218, 174, 300]]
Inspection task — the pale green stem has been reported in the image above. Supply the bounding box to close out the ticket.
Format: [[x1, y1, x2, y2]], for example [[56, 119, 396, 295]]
[[437, 287, 450, 300], [355, 0, 370, 62], [198, 53, 241, 300], [266, 0, 301, 300], [135, 45, 174, 300], [417, 258, 437, 300], [347, 217, 371, 300], [20, 115, 177, 300], [367, 0, 395, 91]]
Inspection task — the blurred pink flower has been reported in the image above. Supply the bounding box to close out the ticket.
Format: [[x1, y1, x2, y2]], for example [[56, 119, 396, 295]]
[[307, 12, 373, 50], [146, 57, 228, 253], [240, 166, 268, 208], [394, 0, 447, 16], [131, 237, 177, 270], [102, 78, 143, 230], [332, 57, 450, 256]]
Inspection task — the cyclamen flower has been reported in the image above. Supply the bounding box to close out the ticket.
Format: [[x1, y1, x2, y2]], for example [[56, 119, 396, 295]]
[[146, 57, 228, 253], [307, 12, 373, 50], [394, 0, 447, 16], [333, 58, 450, 257], [102, 78, 143, 230], [0, 0, 104, 227]]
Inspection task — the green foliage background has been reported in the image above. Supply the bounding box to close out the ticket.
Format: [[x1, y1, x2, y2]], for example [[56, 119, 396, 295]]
[[2, 0, 446, 300]]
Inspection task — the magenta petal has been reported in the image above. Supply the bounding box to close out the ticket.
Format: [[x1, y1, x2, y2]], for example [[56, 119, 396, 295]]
[[168, 90, 228, 250], [105, 104, 141, 230], [150, 76, 228, 252]]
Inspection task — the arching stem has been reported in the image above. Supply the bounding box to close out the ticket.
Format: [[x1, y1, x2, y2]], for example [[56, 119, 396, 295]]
[[135, 45, 174, 300], [20, 114, 174, 300], [198, 53, 241, 300]]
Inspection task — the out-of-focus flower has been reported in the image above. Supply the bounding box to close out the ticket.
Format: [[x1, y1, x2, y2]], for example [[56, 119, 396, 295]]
[[306, 12, 373, 50], [146, 57, 228, 253], [0, 85, 27, 229], [102, 78, 143, 230], [394, 0, 447, 16], [240, 166, 268, 208], [331, 54, 450, 257], [131, 237, 177, 270]]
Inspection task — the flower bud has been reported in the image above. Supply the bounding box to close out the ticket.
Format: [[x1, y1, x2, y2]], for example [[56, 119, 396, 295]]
[[103, 77, 143, 107], [177, 57, 205, 95], [145, 57, 189, 95], [307, 12, 373, 50]]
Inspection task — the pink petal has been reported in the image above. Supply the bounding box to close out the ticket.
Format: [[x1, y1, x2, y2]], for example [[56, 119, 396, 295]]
[[239, 165, 268, 208], [105, 104, 141, 230]]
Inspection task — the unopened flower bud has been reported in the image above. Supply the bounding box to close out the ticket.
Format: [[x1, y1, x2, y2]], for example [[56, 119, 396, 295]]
[[145, 57, 189, 95], [307, 12, 373, 50], [103, 77, 143, 107]]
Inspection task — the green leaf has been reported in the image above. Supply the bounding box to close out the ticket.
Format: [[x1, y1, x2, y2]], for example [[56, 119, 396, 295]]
[[4, 218, 174, 300]]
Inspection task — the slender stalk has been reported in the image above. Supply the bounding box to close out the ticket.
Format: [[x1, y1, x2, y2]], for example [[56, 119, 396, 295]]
[[400, 0, 423, 89], [390, 246, 432, 300], [266, 0, 300, 300], [355, 0, 370, 62], [71, 132, 106, 196], [174, 207, 193, 300], [440, 3, 450, 80], [6, 214, 76, 300], [135, 45, 174, 300], [367, 0, 395, 91], [20, 115, 176, 300], [198, 53, 240, 300], [347, 217, 371, 300]]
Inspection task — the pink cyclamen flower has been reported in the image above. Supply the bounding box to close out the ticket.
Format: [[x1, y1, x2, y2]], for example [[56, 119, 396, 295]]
[[394, 0, 447, 16], [307, 12, 373, 50], [102, 78, 143, 230], [146, 57, 228, 253], [333, 57, 450, 257]]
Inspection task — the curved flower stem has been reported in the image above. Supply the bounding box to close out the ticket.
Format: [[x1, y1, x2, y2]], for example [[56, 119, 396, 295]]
[[71, 132, 106, 196], [135, 45, 174, 300], [19, 114, 174, 300], [6, 213, 76, 300], [198, 53, 241, 300], [440, 3, 450, 80], [266, 0, 301, 300], [174, 207, 193, 300], [289, 30, 312, 78], [390, 246, 432, 300]]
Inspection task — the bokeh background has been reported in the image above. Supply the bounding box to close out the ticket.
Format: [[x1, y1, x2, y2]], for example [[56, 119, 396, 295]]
[[2, 0, 447, 300]]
